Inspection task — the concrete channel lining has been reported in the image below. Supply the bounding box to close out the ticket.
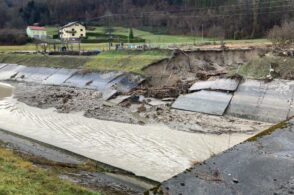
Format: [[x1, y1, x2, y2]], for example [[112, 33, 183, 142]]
[[63, 72, 104, 88], [62, 71, 144, 94], [153, 119, 294, 195], [14, 66, 59, 83], [189, 79, 240, 92], [0, 63, 7, 70], [42, 68, 78, 85], [227, 79, 294, 123], [0, 64, 144, 97], [172, 90, 233, 116], [0, 64, 23, 80]]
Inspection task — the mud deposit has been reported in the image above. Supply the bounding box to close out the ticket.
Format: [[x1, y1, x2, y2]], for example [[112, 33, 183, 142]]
[[0, 82, 268, 182], [11, 82, 270, 134]]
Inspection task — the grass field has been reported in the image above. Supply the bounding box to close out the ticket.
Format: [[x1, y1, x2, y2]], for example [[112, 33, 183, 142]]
[[46, 26, 270, 45], [0, 25, 270, 53], [84, 50, 170, 73], [90, 26, 211, 44], [46, 26, 211, 44], [0, 49, 170, 73], [0, 146, 98, 195]]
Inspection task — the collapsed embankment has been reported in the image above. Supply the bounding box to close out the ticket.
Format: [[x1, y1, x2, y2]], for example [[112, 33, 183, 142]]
[[143, 48, 265, 87]]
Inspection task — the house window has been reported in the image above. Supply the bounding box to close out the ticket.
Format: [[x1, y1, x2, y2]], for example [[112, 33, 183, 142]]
[[72, 33, 75, 36], [80, 29, 83, 31]]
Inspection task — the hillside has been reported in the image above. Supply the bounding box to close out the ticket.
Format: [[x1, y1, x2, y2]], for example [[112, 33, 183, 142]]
[[0, 0, 293, 39]]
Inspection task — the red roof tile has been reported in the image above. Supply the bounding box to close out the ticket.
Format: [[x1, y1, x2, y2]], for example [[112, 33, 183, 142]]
[[28, 26, 46, 31]]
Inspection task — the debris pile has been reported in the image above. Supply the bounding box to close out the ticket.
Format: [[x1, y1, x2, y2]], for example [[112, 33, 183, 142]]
[[127, 80, 193, 99]]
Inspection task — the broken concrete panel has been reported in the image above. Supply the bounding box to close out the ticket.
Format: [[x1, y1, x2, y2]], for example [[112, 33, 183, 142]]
[[145, 98, 170, 106], [172, 91, 233, 116], [89, 71, 124, 91], [108, 95, 131, 105], [102, 89, 118, 100], [153, 119, 294, 195], [15, 66, 58, 83], [228, 79, 294, 123], [107, 73, 145, 93], [0, 64, 26, 80], [189, 78, 240, 92], [43, 68, 77, 85], [64, 71, 132, 91]]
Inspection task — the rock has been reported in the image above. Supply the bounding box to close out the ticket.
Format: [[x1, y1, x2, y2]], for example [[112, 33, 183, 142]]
[[102, 101, 115, 107], [232, 178, 239, 184], [137, 104, 146, 113]]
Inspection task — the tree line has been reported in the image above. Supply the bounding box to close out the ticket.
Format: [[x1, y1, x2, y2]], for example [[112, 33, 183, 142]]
[[0, 0, 293, 39]]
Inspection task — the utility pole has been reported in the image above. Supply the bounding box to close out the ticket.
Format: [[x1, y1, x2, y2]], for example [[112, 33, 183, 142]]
[[193, 27, 196, 45], [108, 16, 111, 51], [106, 11, 112, 51], [202, 24, 204, 41]]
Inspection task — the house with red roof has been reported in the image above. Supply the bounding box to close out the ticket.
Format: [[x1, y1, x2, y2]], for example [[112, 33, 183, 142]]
[[26, 25, 47, 39]]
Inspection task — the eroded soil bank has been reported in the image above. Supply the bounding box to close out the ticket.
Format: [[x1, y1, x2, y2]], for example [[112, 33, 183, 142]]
[[143, 48, 266, 87]]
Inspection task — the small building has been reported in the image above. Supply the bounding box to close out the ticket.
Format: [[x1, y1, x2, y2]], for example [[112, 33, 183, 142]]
[[59, 22, 86, 40], [26, 26, 47, 39]]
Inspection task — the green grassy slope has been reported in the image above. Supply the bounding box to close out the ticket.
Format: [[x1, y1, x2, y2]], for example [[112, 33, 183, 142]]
[[0, 49, 170, 74], [0, 146, 99, 195]]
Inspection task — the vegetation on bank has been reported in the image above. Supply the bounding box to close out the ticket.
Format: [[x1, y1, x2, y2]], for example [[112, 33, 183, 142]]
[[268, 21, 294, 48], [84, 50, 170, 73], [0, 54, 89, 69], [0, 49, 171, 74], [237, 55, 294, 80], [0, 146, 99, 195]]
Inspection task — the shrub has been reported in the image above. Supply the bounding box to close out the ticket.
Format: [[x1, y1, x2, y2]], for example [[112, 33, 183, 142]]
[[0, 29, 30, 45], [207, 25, 225, 40], [52, 34, 59, 39], [268, 21, 294, 47]]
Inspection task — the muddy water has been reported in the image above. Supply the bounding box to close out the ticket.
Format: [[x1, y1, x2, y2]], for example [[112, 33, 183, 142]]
[[0, 83, 261, 182], [0, 83, 13, 99]]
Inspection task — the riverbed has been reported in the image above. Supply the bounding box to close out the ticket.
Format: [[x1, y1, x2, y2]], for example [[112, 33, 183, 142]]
[[0, 83, 265, 182]]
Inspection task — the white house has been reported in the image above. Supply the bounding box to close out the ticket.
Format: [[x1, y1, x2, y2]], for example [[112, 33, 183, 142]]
[[26, 26, 47, 39], [59, 22, 86, 40]]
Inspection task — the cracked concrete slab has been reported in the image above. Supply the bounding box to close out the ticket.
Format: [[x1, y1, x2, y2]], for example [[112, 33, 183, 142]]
[[151, 119, 294, 195], [172, 91, 233, 116], [228, 79, 294, 123], [189, 79, 240, 92]]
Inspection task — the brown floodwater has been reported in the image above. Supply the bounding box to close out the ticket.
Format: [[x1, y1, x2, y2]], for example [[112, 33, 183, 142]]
[[0, 82, 261, 182], [0, 82, 13, 99]]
